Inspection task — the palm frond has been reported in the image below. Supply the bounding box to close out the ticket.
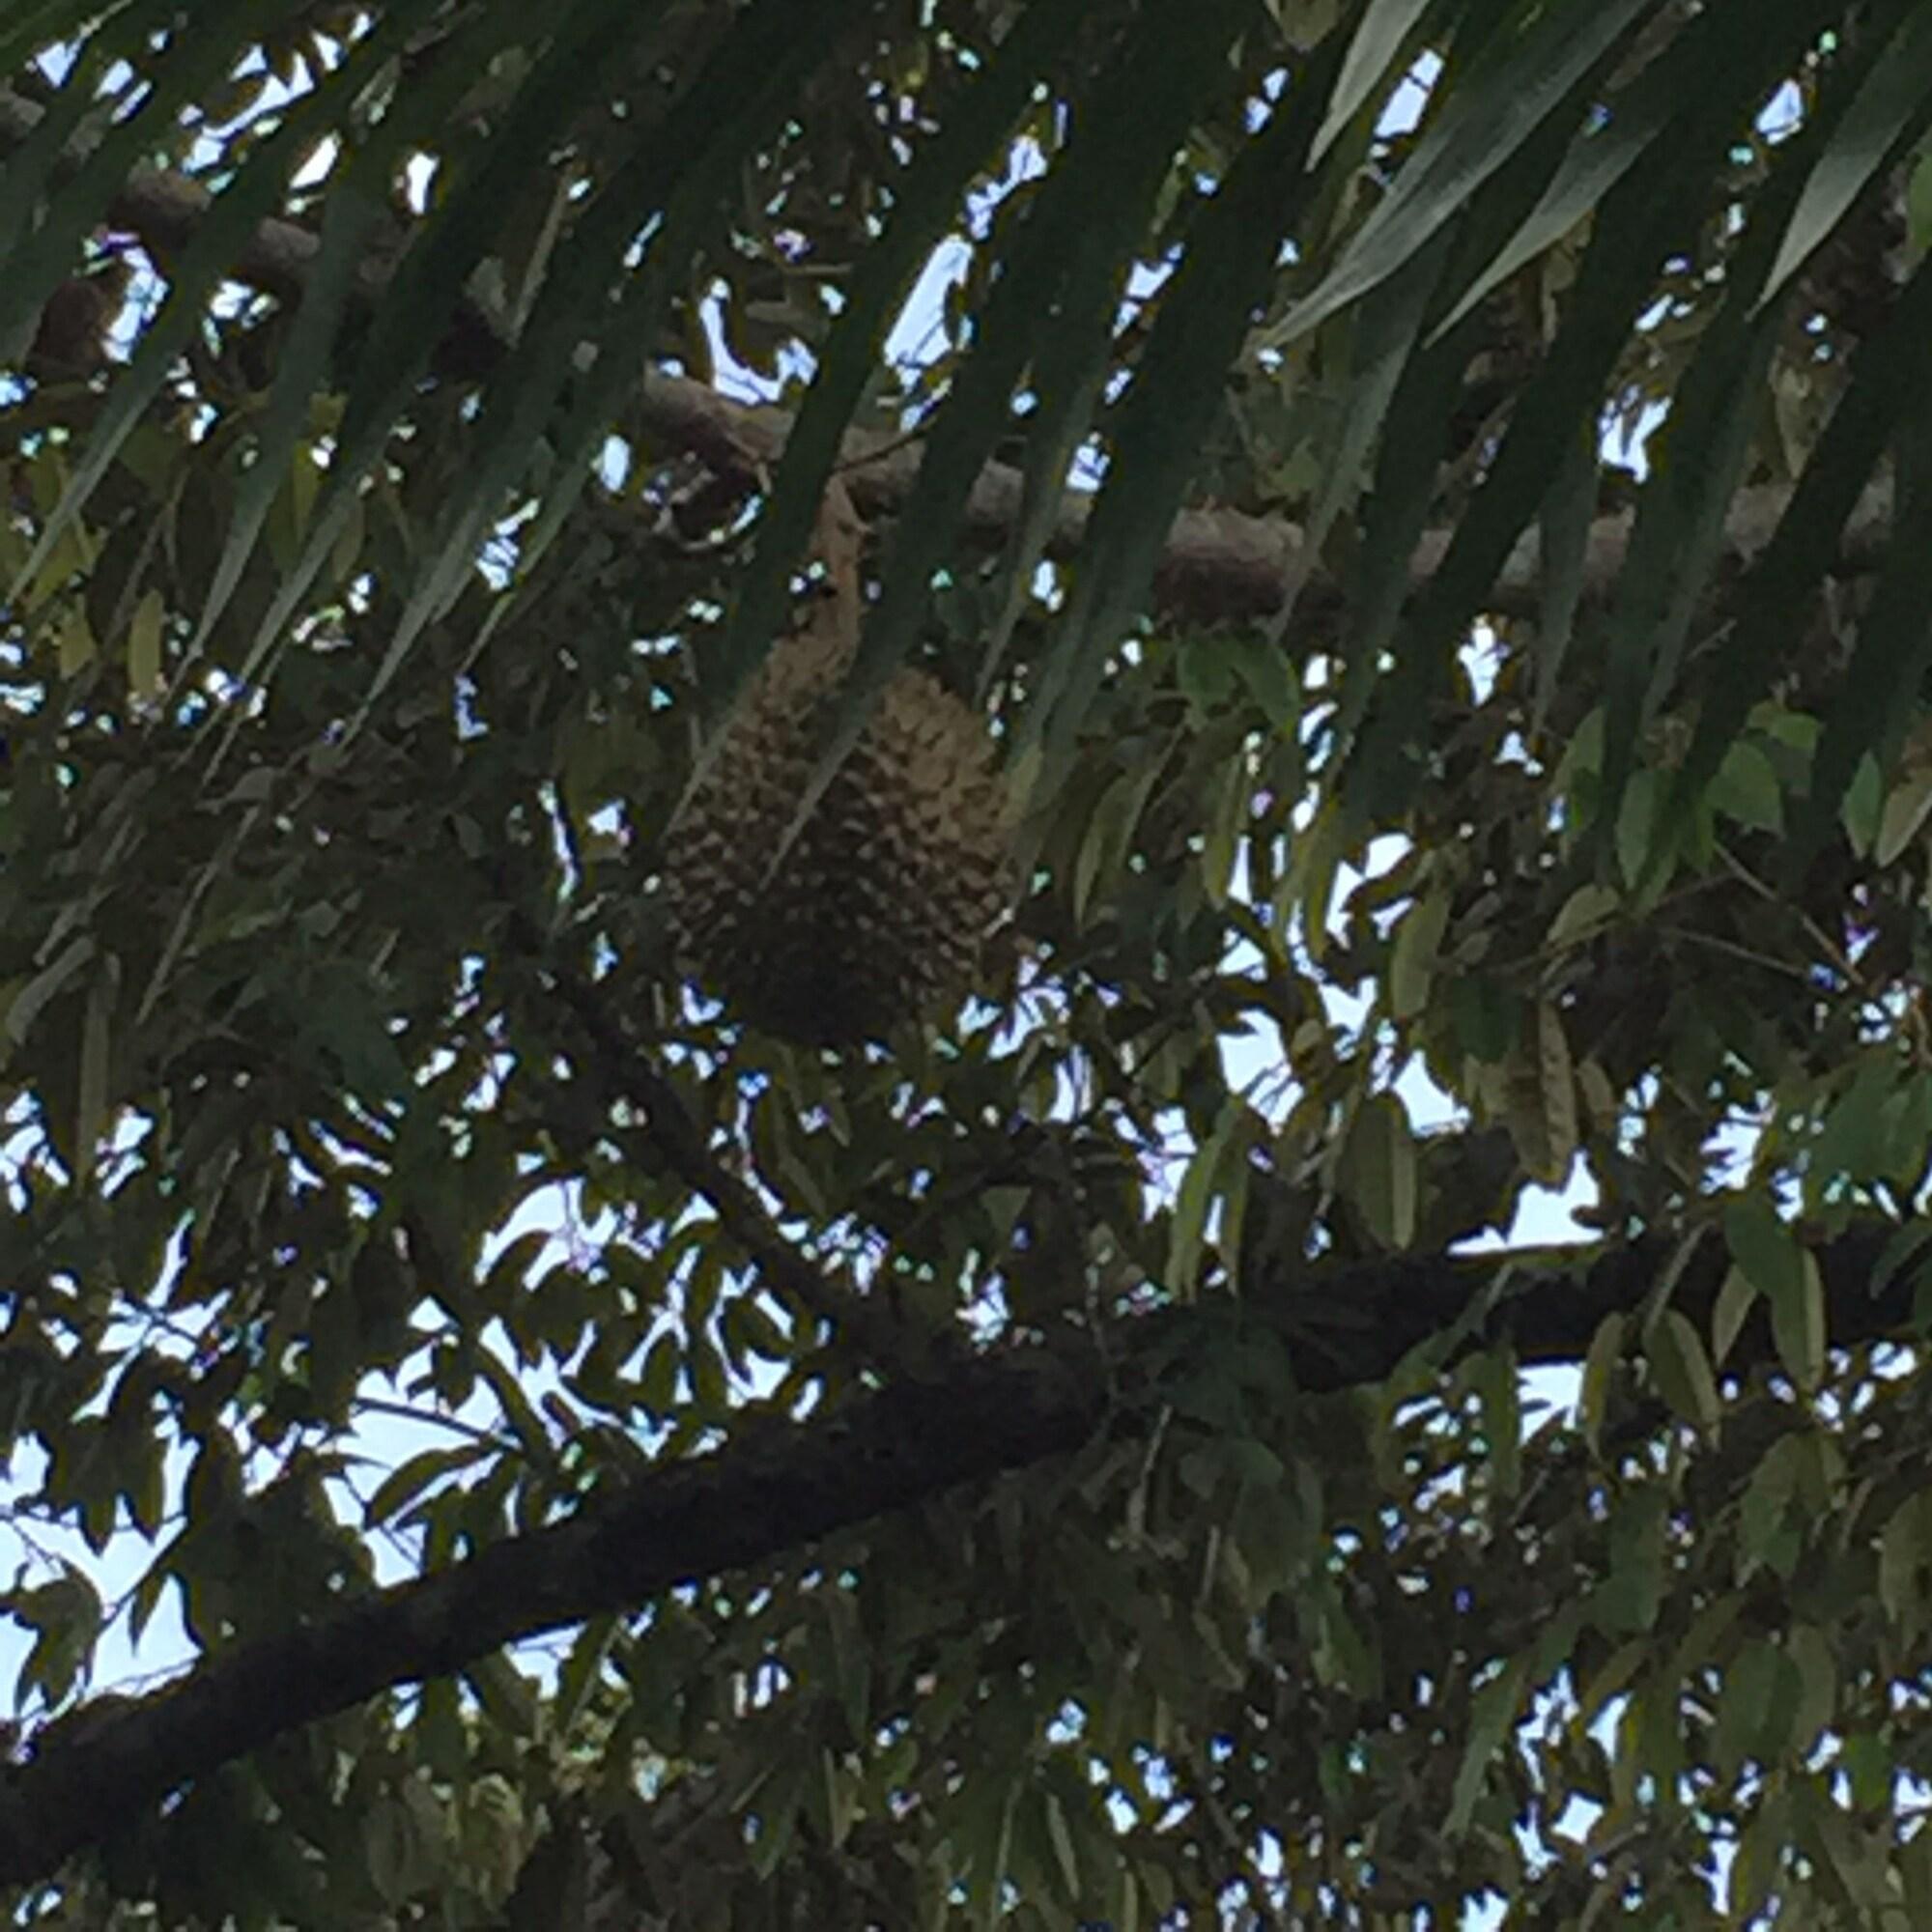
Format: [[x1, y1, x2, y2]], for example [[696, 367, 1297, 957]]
[[1, 0, 1929, 835]]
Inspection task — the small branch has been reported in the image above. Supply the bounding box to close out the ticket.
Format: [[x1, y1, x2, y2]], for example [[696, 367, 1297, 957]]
[[350, 1394, 519, 1457], [0, 84, 508, 381], [507, 907, 930, 1376], [626, 372, 1896, 631]]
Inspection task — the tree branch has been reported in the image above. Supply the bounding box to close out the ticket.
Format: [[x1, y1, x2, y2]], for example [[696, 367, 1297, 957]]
[[0, 84, 1895, 638], [1, 62, 1917, 1901], [528, 930, 934, 1376], [0, 84, 506, 379], [0, 1218, 1912, 1890], [624, 369, 1894, 628]]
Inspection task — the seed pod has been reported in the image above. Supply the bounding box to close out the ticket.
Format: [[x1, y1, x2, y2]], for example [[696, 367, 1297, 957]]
[[659, 627, 1010, 1047]]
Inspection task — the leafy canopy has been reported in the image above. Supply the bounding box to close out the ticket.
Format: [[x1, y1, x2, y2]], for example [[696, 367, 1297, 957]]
[[3, 0, 1932, 1925]]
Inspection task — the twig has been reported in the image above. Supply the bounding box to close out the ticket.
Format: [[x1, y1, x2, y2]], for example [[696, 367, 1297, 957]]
[[1714, 838, 1863, 989], [351, 1394, 520, 1458], [0, 1338, 1102, 1889]]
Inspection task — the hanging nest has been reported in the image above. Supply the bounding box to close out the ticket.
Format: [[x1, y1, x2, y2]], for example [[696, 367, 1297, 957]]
[[658, 620, 1012, 1047]]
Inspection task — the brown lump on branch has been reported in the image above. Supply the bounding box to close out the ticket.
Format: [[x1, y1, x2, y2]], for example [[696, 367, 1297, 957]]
[[26, 259, 133, 382]]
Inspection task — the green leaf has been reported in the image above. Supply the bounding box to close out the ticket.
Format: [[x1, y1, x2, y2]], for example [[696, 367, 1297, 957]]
[[1727, 1202, 1825, 1392], [1166, 1095, 1253, 1294], [638, 1332, 681, 1416], [1709, 740, 1784, 834], [1177, 638, 1239, 716], [11, 1572, 101, 1706], [1578, 1311, 1624, 1457], [975, 248, 1122, 696], [1029, 18, 1343, 776], [364, 1792, 433, 1907], [1280, 795, 1350, 960], [1258, 239, 1445, 646], [12, 4, 444, 623], [1802, 380, 1932, 859], [1600, 59, 1859, 861], [464, 1652, 539, 1738], [1646, 1308, 1719, 1433], [1229, 636, 1301, 731], [1877, 764, 1932, 867], [852, 0, 1267, 845], [1338, 1091, 1417, 1250], [1597, 1487, 1666, 1634], [1724, 1195, 1804, 1306], [1760, 4, 1932, 307], [1709, 1264, 1758, 1369], [1614, 765, 1664, 891], [1471, 1347, 1521, 1498], [1395, 29, 1770, 718], [364, 1443, 492, 1530], [1446, 1656, 1526, 1837], [1434, 1, 1744, 339], [474, 1348, 555, 1466], [1738, 1435, 1799, 1580], [1278, 0, 1653, 347], [1842, 752, 1886, 857], [387, 0, 860, 732], [0, 0, 270, 344], [0, 12, 167, 261], [1730, 1787, 1789, 1925], [1313, 0, 1434, 163], [187, 171, 388, 661], [0, 0, 175, 84], [1200, 740, 1251, 910], [4, 933, 94, 1058], [20, 5, 462, 657], [818, 1585, 870, 1745], [1842, 1729, 1896, 1813], [1880, 1491, 1932, 1636], [1911, 142, 1932, 263], [1075, 756, 1170, 924], [1772, 1251, 1827, 1395], [1516, 999, 1577, 1185], [125, 585, 163, 698], [1784, 1623, 1837, 1752], [712, 0, 1091, 714], [1042, 1794, 1081, 1902], [1388, 883, 1449, 1020], [1547, 881, 1619, 952], [1714, 1638, 1796, 1777], [1674, 242, 1932, 847], [1875, 1219, 1932, 1300]]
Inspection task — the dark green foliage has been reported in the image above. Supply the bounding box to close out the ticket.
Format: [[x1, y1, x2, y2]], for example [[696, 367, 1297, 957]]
[[5, 2, 1932, 1926]]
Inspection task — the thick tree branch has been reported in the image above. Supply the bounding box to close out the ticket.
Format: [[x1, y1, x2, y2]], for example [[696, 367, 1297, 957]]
[[0, 85, 506, 379], [0, 84, 1895, 637], [0, 1218, 1914, 1890], [626, 370, 1896, 628]]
